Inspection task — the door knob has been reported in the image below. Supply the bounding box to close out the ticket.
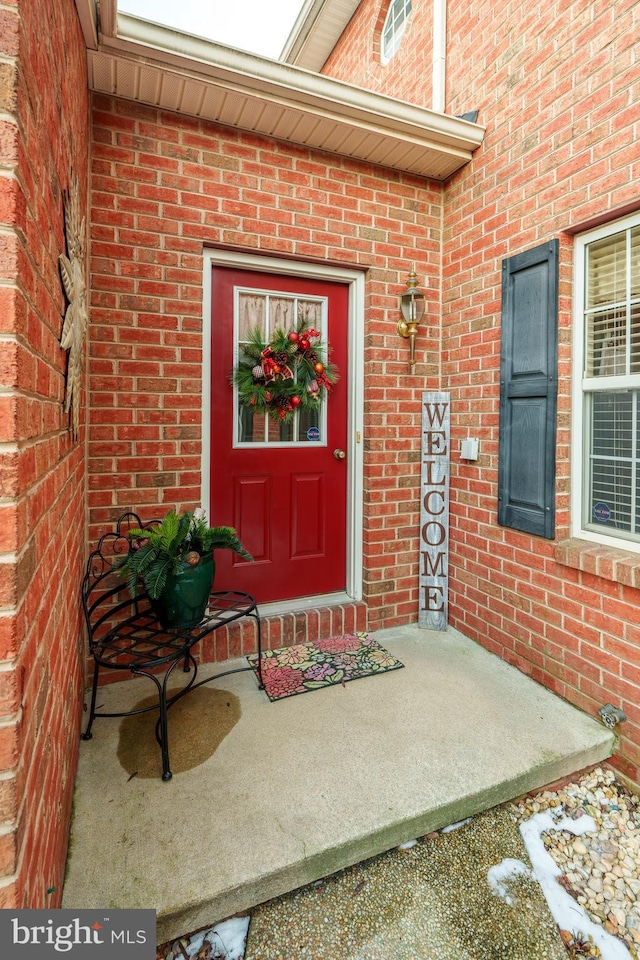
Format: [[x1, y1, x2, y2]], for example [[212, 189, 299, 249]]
[[333, 448, 346, 460]]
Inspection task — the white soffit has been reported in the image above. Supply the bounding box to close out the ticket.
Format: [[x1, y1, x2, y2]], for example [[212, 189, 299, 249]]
[[280, 0, 362, 71], [85, 5, 484, 181]]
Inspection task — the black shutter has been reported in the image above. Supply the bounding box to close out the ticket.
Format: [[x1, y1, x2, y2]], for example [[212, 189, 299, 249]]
[[498, 239, 559, 539]]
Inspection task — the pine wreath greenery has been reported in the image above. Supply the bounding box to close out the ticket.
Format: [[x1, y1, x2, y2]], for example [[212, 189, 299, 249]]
[[233, 322, 338, 423]]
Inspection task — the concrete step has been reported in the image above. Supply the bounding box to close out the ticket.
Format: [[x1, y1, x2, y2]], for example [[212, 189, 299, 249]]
[[62, 624, 614, 944]]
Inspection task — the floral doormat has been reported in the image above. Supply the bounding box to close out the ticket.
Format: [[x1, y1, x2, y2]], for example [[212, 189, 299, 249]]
[[247, 632, 404, 702]]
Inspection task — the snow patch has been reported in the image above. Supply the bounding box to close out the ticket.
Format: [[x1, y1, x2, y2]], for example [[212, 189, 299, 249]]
[[184, 917, 250, 960], [441, 817, 472, 833], [518, 810, 633, 960], [487, 858, 532, 905]]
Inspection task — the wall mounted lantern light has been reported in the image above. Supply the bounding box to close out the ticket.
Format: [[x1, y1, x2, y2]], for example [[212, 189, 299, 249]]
[[397, 266, 426, 373]]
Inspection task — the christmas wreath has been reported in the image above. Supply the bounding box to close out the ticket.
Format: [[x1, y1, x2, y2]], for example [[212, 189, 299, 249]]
[[233, 323, 338, 423]]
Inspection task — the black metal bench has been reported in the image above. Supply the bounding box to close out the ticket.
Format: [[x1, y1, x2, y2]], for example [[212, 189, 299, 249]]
[[81, 512, 263, 780]]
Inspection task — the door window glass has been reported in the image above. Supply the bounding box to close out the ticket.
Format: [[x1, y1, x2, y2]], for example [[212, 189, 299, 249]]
[[234, 289, 328, 446]]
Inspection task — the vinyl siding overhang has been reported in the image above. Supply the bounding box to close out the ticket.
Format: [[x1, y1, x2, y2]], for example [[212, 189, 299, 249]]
[[80, 2, 484, 181]]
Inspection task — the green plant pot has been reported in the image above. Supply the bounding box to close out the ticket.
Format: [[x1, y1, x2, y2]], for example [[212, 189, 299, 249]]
[[151, 552, 215, 629]]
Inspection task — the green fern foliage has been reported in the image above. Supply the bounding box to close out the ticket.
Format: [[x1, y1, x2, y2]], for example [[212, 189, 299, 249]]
[[117, 509, 252, 599]]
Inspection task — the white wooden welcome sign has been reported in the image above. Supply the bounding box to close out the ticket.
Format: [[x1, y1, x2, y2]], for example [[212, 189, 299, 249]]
[[419, 392, 450, 630]]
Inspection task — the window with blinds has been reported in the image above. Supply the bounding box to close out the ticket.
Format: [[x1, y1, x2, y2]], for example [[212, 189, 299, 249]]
[[581, 221, 640, 543]]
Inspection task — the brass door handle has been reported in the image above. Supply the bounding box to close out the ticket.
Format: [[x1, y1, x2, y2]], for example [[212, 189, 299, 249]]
[[333, 449, 346, 460]]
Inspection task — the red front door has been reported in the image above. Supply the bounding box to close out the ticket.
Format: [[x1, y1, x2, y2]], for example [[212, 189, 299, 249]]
[[210, 267, 349, 604]]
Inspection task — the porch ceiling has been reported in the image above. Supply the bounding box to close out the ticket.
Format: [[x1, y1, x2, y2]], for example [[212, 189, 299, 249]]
[[80, 3, 484, 181]]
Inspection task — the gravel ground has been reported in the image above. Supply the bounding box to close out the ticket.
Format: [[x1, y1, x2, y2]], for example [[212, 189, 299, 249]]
[[511, 766, 640, 959], [245, 804, 567, 960], [157, 766, 640, 960]]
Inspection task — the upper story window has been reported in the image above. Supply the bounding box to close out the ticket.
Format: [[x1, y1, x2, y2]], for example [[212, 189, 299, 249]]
[[381, 0, 412, 64], [572, 213, 640, 548]]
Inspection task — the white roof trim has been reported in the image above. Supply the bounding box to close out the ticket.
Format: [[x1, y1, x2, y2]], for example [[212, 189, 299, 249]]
[[84, 4, 484, 180], [280, 0, 362, 71], [74, 0, 98, 49]]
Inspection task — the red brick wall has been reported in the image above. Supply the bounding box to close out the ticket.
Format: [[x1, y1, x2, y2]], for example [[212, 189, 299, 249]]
[[325, 0, 640, 783], [88, 99, 441, 632], [88, 2, 640, 785], [0, 0, 89, 905], [442, 0, 640, 784], [322, 0, 435, 107]]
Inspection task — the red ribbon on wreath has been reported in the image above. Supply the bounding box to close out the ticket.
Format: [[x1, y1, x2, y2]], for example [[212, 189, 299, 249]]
[[261, 347, 294, 383]]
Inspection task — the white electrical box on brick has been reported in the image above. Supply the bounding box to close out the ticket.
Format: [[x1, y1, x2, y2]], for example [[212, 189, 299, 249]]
[[461, 437, 479, 460]]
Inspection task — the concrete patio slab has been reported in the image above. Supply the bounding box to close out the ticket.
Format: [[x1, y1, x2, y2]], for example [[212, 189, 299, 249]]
[[62, 624, 614, 943]]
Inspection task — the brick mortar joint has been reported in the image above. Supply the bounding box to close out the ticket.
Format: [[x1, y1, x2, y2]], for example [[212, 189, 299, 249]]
[[0, 51, 17, 65], [0, 223, 18, 239]]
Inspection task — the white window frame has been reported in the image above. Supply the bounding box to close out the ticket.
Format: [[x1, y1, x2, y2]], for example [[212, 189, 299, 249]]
[[571, 211, 640, 551], [381, 0, 412, 65]]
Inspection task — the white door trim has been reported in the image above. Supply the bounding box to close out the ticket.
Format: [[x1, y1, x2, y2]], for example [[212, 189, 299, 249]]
[[202, 248, 365, 603]]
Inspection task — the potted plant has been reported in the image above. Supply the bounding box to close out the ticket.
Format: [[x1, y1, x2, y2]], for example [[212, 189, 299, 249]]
[[118, 508, 252, 629]]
